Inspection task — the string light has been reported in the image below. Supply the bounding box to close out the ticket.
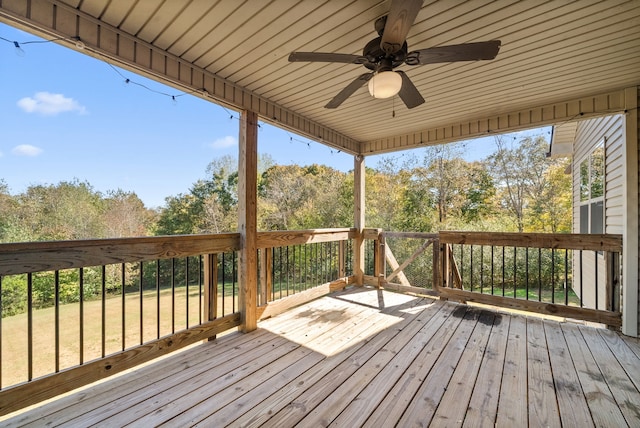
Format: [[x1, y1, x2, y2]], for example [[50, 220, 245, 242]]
[[1, 33, 204, 106], [13, 41, 25, 56], [10, 31, 629, 156]]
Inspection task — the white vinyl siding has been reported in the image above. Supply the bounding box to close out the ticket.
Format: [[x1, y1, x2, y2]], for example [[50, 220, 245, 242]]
[[572, 114, 624, 309]]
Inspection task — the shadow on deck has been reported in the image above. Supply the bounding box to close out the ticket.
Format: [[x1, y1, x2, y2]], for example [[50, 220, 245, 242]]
[[3, 287, 640, 427]]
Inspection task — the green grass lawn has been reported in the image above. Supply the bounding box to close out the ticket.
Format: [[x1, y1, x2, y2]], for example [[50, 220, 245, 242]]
[[471, 285, 582, 306], [0, 286, 238, 389]]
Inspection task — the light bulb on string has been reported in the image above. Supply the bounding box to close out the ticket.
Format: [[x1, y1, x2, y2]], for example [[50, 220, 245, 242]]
[[13, 41, 25, 57]]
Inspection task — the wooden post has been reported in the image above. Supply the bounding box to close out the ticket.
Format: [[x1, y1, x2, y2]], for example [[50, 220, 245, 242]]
[[238, 110, 259, 332], [203, 253, 218, 341], [432, 237, 441, 292], [203, 254, 218, 322], [606, 251, 621, 312], [338, 240, 346, 278], [259, 248, 272, 305], [622, 86, 638, 336], [377, 232, 386, 289], [354, 155, 365, 285]]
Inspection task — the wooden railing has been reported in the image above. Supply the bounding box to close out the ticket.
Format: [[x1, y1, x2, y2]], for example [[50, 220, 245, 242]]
[[0, 234, 242, 414], [437, 231, 622, 327], [0, 228, 623, 414], [369, 230, 622, 328], [256, 228, 357, 320], [0, 228, 357, 415]]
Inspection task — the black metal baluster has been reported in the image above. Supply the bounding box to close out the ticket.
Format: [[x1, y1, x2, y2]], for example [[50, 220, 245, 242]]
[[221, 253, 226, 316], [480, 245, 484, 293], [551, 249, 555, 304], [27, 273, 33, 380], [80, 268, 85, 362], [139, 262, 143, 345], [513, 247, 517, 299], [525, 248, 529, 300], [293, 245, 297, 295], [186, 257, 190, 328], [102, 265, 106, 357], [501, 247, 505, 296], [199, 255, 203, 324], [232, 252, 237, 312], [121, 263, 126, 351], [538, 248, 542, 302], [579, 250, 583, 308], [594, 250, 599, 310], [0, 275, 2, 387], [470, 245, 474, 292], [55, 270, 60, 372], [491, 246, 495, 295], [171, 258, 176, 334], [156, 261, 160, 339], [565, 250, 569, 306]]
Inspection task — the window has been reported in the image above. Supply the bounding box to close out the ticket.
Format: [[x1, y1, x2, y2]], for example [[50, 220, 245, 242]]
[[579, 141, 604, 234]]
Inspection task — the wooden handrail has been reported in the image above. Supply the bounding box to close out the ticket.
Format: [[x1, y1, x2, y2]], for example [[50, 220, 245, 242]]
[[439, 231, 622, 252], [257, 228, 356, 248], [0, 233, 241, 276]]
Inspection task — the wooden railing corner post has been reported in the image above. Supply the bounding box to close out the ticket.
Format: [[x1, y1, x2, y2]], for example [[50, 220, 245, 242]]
[[375, 231, 386, 288], [203, 253, 218, 341], [433, 236, 442, 293], [338, 240, 346, 279]]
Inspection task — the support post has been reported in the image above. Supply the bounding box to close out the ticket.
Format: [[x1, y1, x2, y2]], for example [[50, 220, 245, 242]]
[[238, 110, 259, 332], [203, 254, 218, 322], [622, 86, 638, 337], [376, 232, 386, 289], [433, 238, 441, 292], [354, 155, 366, 286], [203, 253, 218, 341], [259, 248, 272, 305], [338, 240, 346, 278]]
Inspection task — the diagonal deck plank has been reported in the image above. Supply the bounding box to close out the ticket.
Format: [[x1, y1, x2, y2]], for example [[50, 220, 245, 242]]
[[3, 287, 640, 427]]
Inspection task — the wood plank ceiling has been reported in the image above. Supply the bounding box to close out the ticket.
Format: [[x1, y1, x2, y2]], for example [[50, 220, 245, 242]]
[[1, 0, 639, 155]]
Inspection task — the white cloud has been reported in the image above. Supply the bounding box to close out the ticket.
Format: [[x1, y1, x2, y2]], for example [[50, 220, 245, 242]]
[[210, 136, 238, 149], [17, 92, 87, 116], [12, 144, 43, 156]]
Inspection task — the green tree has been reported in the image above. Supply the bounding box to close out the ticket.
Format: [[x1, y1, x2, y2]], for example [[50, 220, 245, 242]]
[[487, 135, 551, 232], [104, 190, 154, 237], [526, 158, 572, 233], [17, 179, 105, 240], [259, 164, 341, 230]]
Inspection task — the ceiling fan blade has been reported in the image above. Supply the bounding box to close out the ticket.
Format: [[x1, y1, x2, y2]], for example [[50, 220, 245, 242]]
[[380, 0, 424, 54], [325, 73, 373, 109], [288, 52, 368, 64], [406, 40, 501, 65], [397, 71, 425, 109]]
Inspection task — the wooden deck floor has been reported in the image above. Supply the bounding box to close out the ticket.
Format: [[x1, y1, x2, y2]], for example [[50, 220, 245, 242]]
[[4, 287, 640, 427]]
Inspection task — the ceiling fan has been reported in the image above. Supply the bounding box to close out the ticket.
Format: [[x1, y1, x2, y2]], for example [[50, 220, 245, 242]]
[[288, 0, 501, 109]]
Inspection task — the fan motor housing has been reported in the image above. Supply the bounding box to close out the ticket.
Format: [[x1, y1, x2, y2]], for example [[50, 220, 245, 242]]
[[363, 37, 407, 70]]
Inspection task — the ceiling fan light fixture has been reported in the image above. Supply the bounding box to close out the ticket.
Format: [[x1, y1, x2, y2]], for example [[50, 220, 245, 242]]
[[368, 71, 402, 98]]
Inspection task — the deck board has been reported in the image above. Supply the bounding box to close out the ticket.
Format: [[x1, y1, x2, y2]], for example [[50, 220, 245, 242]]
[[462, 313, 509, 428], [543, 320, 594, 427], [3, 287, 640, 427], [527, 317, 562, 428]]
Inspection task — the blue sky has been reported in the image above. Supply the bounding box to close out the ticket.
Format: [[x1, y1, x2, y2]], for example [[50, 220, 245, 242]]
[[1, 23, 548, 208]]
